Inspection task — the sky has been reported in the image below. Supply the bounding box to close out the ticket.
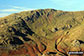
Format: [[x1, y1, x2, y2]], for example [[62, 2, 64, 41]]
[[0, 0, 84, 17]]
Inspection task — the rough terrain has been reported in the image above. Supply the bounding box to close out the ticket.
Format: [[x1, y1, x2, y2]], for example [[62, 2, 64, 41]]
[[0, 9, 84, 56]]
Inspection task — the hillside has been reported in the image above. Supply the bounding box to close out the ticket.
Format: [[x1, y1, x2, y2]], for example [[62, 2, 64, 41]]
[[0, 9, 84, 56]]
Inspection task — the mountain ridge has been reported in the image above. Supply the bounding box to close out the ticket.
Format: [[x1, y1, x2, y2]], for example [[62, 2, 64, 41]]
[[0, 9, 84, 56]]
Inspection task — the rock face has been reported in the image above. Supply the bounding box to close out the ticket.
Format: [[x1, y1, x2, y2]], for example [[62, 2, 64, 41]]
[[0, 9, 84, 56]]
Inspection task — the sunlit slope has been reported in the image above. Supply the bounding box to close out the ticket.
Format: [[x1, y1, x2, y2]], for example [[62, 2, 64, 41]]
[[0, 9, 84, 56]]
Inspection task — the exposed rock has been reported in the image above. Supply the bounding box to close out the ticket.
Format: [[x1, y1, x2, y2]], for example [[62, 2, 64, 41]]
[[71, 39, 80, 47]]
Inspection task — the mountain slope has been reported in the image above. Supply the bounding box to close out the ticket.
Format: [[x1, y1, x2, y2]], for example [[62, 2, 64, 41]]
[[0, 9, 84, 56]]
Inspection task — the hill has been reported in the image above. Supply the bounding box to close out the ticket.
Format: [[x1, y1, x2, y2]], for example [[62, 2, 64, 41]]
[[0, 9, 84, 56]]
